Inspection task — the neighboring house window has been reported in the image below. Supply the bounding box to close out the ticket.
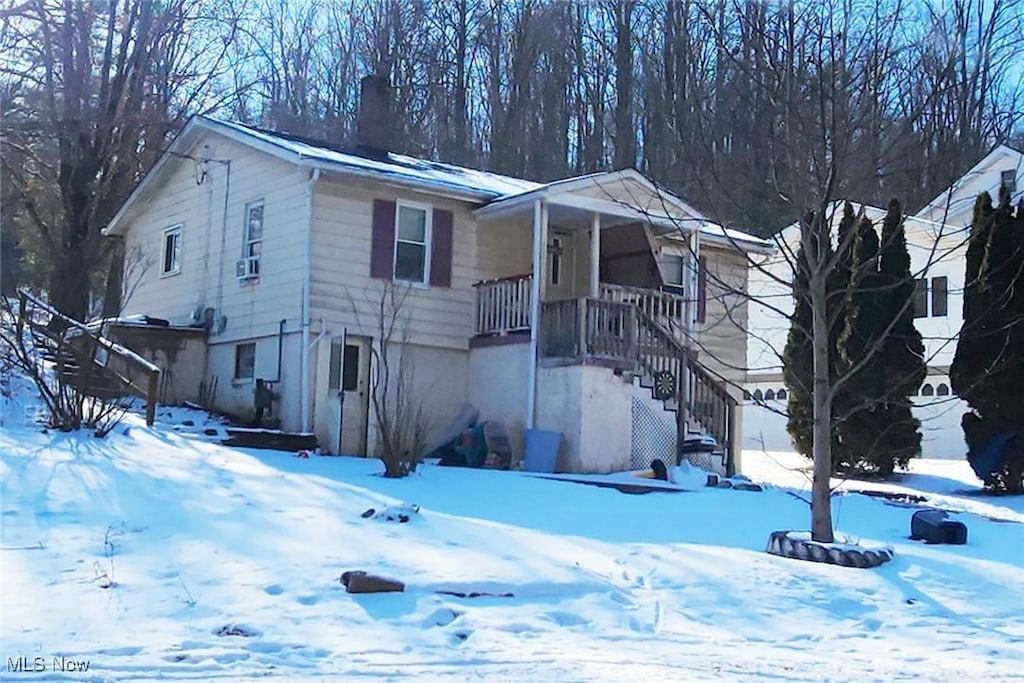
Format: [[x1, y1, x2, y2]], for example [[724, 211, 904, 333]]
[[921, 383, 934, 397], [776, 388, 787, 400], [931, 276, 948, 317], [394, 203, 431, 283], [161, 225, 182, 276], [913, 279, 928, 318], [370, 199, 454, 287], [764, 389, 775, 400], [1001, 169, 1017, 194], [914, 277, 948, 318], [234, 342, 256, 380], [937, 383, 950, 396]]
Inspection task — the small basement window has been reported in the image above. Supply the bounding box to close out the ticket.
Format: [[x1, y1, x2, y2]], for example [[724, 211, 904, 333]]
[[234, 342, 256, 380], [161, 225, 182, 276]]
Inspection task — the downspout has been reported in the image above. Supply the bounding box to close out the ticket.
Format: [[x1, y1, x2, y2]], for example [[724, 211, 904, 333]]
[[526, 199, 544, 429], [300, 168, 321, 432]]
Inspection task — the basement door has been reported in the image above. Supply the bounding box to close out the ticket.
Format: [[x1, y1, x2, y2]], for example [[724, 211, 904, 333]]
[[315, 335, 370, 455]]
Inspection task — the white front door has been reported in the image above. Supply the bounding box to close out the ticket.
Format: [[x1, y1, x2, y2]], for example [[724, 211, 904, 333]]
[[315, 335, 370, 455], [547, 230, 575, 300]]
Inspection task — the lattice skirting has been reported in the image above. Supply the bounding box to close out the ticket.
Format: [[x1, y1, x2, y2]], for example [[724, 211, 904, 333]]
[[630, 395, 724, 474]]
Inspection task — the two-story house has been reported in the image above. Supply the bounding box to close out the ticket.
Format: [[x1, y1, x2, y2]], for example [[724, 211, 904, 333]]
[[103, 77, 771, 475]]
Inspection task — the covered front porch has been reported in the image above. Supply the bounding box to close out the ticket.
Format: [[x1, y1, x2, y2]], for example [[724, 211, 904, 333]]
[[468, 170, 737, 474]]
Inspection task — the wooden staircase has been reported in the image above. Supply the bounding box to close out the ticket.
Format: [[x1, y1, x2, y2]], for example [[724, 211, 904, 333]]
[[539, 297, 738, 473], [16, 291, 161, 425]]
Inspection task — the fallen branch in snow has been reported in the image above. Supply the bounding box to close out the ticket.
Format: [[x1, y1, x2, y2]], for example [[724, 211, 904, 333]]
[[435, 590, 515, 599]]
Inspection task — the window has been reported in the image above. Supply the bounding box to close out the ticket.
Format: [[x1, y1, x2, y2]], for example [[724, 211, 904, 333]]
[[776, 388, 787, 400], [328, 341, 360, 392], [913, 279, 928, 318], [914, 277, 949, 318], [931, 276, 948, 317], [394, 204, 431, 283], [764, 389, 775, 401], [549, 236, 564, 285], [1001, 169, 1017, 194], [937, 383, 950, 396], [921, 383, 934, 397], [663, 255, 686, 291], [243, 198, 264, 264], [753, 389, 763, 402], [161, 225, 182, 276], [234, 342, 256, 380]]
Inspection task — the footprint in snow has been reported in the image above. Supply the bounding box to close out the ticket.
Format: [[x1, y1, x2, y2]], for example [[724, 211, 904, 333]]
[[424, 607, 463, 627]]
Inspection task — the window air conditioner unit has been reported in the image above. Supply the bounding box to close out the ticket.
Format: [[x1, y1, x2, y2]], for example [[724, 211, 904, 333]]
[[236, 256, 260, 280]]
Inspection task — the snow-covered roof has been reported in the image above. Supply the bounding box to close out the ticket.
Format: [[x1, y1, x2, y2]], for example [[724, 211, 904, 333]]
[[209, 118, 542, 199], [104, 116, 766, 256]]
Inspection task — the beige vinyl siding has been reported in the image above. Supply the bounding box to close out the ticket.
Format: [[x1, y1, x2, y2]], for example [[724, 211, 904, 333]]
[[124, 134, 308, 339], [310, 180, 531, 351], [697, 245, 749, 396], [475, 218, 532, 280]]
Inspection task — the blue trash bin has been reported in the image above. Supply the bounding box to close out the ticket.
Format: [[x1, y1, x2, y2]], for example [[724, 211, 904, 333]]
[[524, 428, 562, 473]]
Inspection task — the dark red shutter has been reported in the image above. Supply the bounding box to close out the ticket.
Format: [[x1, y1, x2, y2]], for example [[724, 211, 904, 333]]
[[430, 208, 454, 287], [696, 255, 707, 324], [370, 199, 396, 279]]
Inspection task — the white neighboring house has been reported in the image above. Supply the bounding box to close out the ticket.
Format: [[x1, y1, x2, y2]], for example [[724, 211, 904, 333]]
[[102, 77, 771, 475], [744, 145, 1024, 459]]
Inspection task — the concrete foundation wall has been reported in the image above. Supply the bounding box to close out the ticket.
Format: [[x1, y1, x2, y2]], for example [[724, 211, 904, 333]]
[[536, 362, 632, 473], [468, 340, 530, 462]]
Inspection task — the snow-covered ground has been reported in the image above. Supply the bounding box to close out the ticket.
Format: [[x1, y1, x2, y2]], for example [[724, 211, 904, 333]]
[[1, 395, 1022, 681]]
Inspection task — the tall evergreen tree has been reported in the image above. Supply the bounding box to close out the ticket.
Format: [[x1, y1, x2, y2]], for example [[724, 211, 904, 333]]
[[951, 190, 1024, 492], [873, 199, 926, 474], [835, 213, 886, 472]]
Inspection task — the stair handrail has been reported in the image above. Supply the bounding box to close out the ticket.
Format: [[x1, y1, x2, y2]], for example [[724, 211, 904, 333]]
[[631, 307, 737, 471], [18, 290, 161, 425]]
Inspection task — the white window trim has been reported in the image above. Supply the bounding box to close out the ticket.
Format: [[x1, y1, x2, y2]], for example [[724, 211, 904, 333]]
[[160, 224, 183, 277], [233, 341, 257, 384], [243, 200, 264, 258], [393, 200, 433, 287]]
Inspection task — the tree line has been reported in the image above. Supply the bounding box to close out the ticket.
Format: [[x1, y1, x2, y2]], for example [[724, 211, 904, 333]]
[[2, 0, 1022, 321]]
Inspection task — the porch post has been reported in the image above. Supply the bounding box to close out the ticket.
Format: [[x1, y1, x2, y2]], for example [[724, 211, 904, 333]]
[[527, 199, 547, 430], [589, 212, 601, 298]]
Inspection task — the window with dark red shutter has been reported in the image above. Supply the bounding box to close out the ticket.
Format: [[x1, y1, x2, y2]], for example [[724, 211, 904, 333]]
[[370, 199, 396, 279], [430, 208, 453, 287]]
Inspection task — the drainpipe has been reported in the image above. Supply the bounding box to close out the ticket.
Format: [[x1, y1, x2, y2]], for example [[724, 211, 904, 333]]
[[300, 168, 321, 432], [526, 199, 546, 430]]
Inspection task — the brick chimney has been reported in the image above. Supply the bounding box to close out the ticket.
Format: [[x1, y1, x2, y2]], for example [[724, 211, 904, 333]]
[[356, 75, 392, 154]]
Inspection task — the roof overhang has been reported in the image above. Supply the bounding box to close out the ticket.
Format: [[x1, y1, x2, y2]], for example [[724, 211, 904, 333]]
[[474, 169, 706, 229]]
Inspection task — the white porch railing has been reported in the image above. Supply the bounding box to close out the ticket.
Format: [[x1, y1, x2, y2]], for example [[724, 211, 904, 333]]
[[599, 283, 689, 337], [473, 274, 533, 336], [473, 277, 692, 339]]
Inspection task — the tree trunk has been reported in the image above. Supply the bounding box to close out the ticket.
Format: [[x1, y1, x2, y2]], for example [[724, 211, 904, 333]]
[[809, 265, 835, 543]]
